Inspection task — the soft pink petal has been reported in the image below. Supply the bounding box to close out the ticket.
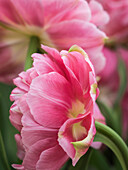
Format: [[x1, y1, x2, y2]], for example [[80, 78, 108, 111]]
[[36, 145, 68, 170], [10, 87, 26, 102], [47, 20, 106, 50], [100, 47, 118, 82], [89, 0, 109, 26], [58, 113, 95, 165], [32, 52, 65, 77], [27, 72, 72, 128], [9, 102, 22, 131], [0, 0, 44, 26], [23, 138, 57, 170], [12, 164, 25, 170], [42, 0, 91, 25], [62, 51, 92, 93], [93, 103, 105, 124], [21, 126, 58, 150], [0, 0, 24, 25], [15, 134, 25, 160]]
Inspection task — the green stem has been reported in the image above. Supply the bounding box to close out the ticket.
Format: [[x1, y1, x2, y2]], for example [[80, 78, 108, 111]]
[[24, 36, 40, 71], [95, 121, 128, 170], [0, 131, 11, 170]]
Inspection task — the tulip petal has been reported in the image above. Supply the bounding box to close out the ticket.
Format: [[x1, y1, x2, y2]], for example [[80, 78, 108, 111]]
[[23, 138, 57, 170], [27, 72, 73, 128], [47, 20, 106, 50], [89, 0, 109, 26], [15, 134, 25, 160], [58, 113, 96, 166], [9, 102, 22, 131], [36, 145, 68, 170]]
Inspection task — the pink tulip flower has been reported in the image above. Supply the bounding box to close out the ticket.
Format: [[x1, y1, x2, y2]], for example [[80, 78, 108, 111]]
[[0, 0, 108, 83], [95, 0, 128, 139], [97, 0, 128, 42], [10, 45, 105, 170], [99, 47, 128, 139]]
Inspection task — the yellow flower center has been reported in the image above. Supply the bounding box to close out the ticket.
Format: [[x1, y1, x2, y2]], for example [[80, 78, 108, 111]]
[[72, 122, 87, 141], [68, 100, 85, 118], [68, 100, 87, 141]]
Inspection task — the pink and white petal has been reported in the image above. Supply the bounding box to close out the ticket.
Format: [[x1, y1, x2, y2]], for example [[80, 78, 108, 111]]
[[58, 113, 96, 166], [36, 144, 68, 170], [15, 134, 25, 160], [89, 0, 109, 26], [10, 87, 26, 102], [27, 72, 72, 128], [62, 51, 92, 93], [40, 45, 67, 75], [13, 77, 29, 93], [18, 68, 37, 87], [32, 53, 65, 77], [12, 164, 25, 170], [12, 69, 37, 96], [23, 138, 57, 170], [71, 115, 96, 165], [63, 65, 84, 101], [18, 94, 39, 128], [9, 102, 22, 131]]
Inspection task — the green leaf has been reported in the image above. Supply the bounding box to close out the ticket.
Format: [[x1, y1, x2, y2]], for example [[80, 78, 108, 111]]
[[0, 131, 11, 170], [97, 100, 121, 135], [24, 36, 40, 71], [89, 149, 110, 170], [61, 149, 93, 170], [114, 58, 127, 107], [0, 83, 17, 169], [94, 121, 128, 170]]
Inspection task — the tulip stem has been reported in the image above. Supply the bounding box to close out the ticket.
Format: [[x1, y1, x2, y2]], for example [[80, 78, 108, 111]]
[[24, 36, 40, 71], [94, 121, 128, 170], [0, 131, 11, 170]]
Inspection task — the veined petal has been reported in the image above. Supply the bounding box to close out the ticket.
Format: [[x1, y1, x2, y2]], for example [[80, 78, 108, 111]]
[[9, 102, 22, 131], [15, 134, 25, 160], [58, 113, 96, 166], [32, 52, 65, 77], [27, 72, 73, 128], [23, 138, 57, 170], [36, 145, 68, 170], [0, 0, 44, 26], [62, 50, 92, 93], [47, 20, 106, 50]]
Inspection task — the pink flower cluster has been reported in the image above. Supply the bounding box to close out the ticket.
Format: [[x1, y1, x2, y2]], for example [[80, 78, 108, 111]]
[[10, 45, 105, 170], [0, 0, 109, 83], [97, 0, 128, 42], [97, 0, 128, 138]]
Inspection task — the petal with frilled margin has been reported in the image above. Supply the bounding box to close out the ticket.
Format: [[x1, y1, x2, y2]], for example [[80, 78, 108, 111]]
[[58, 113, 96, 166]]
